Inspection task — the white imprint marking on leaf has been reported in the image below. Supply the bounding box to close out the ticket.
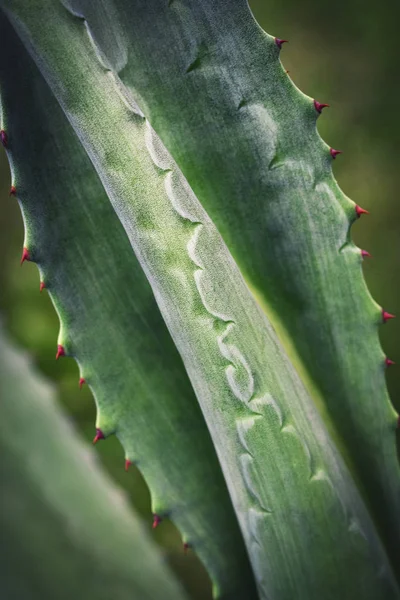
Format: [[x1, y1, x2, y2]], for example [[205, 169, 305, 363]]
[[282, 424, 313, 477], [236, 416, 257, 455], [348, 517, 368, 542], [187, 225, 204, 270], [145, 122, 173, 171], [164, 170, 202, 222], [216, 324, 254, 403], [249, 393, 283, 427], [194, 270, 235, 323], [248, 508, 273, 599], [311, 468, 348, 521], [108, 72, 145, 118], [239, 453, 272, 513]]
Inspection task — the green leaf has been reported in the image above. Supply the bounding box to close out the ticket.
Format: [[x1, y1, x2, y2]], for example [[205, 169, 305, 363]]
[[2, 2, 398, 598], [0, 326, 188, 600], [0, 11, 257, 599], [64, 0, 400, 573]]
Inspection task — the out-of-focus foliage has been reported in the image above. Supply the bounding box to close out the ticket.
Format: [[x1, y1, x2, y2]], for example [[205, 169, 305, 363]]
[[0, 326, 189, 600]]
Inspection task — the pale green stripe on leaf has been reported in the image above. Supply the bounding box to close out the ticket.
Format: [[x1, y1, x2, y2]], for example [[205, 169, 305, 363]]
[[0, 12, 257, 599], [62, 0, 400, 573]]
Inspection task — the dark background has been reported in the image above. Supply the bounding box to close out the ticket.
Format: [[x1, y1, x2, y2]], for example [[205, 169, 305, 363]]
[[0, 1, 398, 597]]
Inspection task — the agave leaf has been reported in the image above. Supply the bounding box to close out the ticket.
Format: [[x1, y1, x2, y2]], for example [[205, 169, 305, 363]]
[[0, 11, 257, 599], [2, 2, 398, 598], [0, 326, 188, 600], [60, 0, 400, 572]]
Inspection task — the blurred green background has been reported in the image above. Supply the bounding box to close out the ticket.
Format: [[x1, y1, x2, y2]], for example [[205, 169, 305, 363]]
[[0, 1, 398, 597]]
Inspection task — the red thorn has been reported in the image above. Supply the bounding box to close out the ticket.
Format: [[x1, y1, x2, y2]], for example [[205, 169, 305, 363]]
[[9, 185, 16, 196], [39, 281, 46, 293], [0, 130, 8, 148], [93, 428, 105, 444], [275, 38, 288, 49], [125, 459, 132, 472], [183, 542, 190, 554], [79, 377, 86, 389], [314, 100, 329, 114], [152, 514, 162, 529], [382, 310, 395, 323], [355, 205, 369, 218], [385, 358, 395, 367], [55, 344, 65, 360], [361, 249, 371, 259], [330, 148, 342, 159], [20, 247, 30, 265]]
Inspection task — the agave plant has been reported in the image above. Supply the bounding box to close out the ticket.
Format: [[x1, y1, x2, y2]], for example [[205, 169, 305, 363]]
[[0, 325, 188, 600], [0, 1, 399, 599]]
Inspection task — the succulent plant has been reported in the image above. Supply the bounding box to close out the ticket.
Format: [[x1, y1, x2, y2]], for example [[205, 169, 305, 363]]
[[0, 1, 398, 599], [0, 325, 188, 600]]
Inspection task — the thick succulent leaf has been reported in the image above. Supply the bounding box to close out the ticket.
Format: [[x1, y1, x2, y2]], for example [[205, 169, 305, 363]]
[[0, 326, 188, 600], [61, 0, 400, 572], [3, 3, 398, 598], [0, 12, 257, 599]]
